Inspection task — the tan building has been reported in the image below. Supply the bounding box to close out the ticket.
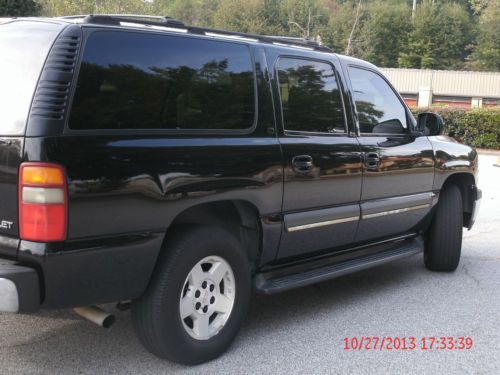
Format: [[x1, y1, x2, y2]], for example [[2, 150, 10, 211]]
[[380, 68, 500, 108]]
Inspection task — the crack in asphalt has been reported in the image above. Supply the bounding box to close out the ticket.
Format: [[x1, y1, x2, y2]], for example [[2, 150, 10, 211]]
[[461, 262, 481, 286]]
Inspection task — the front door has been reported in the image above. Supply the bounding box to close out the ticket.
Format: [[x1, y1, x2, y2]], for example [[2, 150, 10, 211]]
[[345, 65, 435, 243], [270, 54, 363, 261]]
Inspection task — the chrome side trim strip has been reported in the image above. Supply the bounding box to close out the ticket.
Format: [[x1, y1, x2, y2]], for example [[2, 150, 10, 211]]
[[287, 215, 359, 232], [286, 197, 432, 233], [362, 204, 431, 220]]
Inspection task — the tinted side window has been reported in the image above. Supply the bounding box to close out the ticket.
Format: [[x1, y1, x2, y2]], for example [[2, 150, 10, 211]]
[[277, 58, 345, 133], [348, 67, 407, 134], [69, 31, 255, 131]]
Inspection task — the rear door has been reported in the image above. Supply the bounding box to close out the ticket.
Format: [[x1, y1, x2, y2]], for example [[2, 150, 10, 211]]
[[344, 65, 435, 243], [268, 52, 363, 260], [0, 20, 63, 255]]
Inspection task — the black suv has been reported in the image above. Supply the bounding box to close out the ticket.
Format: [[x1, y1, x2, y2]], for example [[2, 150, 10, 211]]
[[0, 15, 481, 364]]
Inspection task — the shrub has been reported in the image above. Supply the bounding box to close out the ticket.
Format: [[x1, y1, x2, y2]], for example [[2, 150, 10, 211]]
[[411, 107, 500, 149]]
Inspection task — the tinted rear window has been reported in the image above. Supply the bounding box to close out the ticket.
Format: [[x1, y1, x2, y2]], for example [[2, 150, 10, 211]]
[[69, 31, 256, 131], [0, 21, 62, 135], [277, 58, 345, 133]]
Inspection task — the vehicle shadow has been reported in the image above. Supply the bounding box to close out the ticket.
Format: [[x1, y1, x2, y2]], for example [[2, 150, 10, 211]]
[[4, 255, 427, 373]]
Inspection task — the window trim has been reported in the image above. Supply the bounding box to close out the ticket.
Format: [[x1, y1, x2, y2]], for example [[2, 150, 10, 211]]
[[64, 28, 259, 136], [275, 55, 349, 137], [347, 64, 416, 137]]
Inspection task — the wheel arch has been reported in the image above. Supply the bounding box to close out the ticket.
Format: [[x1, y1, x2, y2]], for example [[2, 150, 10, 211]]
[[164, 200, 262, 269], [440, 172, 477, 228]]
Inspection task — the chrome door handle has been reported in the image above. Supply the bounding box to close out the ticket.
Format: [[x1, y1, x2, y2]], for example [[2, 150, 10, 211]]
[[364, 152, 380, 170], [292, 155, 314, 173]]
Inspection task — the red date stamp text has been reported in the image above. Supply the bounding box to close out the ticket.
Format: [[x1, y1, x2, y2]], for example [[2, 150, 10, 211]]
[[343, 336, 473, 351]]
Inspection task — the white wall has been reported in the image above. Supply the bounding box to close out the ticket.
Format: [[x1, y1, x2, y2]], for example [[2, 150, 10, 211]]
[[379, 68, 500, 99]]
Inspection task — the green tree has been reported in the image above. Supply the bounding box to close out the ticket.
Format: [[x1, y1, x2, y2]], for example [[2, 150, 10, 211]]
[[319, 1, 361, 54], [149, 0, 221, 26], [212, 0, 328, 37], [398, 2, 473, 69], [469, 0, 491, 14], [15, 0, 496, 72], [280, 0, 329, 37], [0, 0, 41, 16], [40, 0, 93, 16], [357, 2, 412, 67], [468, 0, 500, 70], [261, 0, 288, 34], [213, 0, 267, 34], [40, 0, 152, 17]]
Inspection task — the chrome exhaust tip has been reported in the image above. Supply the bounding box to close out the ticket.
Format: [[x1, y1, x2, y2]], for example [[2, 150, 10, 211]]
[[74, 306, 116, 328]]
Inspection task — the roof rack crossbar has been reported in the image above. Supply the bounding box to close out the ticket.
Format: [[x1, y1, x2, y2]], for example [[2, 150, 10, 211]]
[[78, 14, 332, 52]]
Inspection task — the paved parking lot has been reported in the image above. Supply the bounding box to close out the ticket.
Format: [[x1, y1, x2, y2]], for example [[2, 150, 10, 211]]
[[1, 154, 499, 374]]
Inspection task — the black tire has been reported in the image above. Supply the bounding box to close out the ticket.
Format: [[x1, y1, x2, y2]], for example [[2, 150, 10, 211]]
[[132, 226, 251, 365], [425, 184, 463, 271]]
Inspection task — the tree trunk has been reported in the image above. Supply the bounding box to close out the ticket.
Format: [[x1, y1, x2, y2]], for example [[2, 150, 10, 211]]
[[346, 0, 362, 56]]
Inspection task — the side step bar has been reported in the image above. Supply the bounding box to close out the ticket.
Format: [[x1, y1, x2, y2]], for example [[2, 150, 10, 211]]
[[255, 237, 424, 294]]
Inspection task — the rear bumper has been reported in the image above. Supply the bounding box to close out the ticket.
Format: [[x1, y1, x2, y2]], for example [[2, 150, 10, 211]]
[[0, 259, 39, 313], [16, 231, 164, 310]]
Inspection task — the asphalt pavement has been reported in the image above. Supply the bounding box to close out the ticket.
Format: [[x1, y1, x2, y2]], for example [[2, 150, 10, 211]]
[[1, 154, 499, 374]]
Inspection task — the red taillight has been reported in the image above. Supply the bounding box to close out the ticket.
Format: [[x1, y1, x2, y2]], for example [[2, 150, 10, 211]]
[[19, 163, 67, 242]]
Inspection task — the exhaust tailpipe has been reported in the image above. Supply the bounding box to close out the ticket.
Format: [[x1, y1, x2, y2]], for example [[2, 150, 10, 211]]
[[74, 306, 116, 328]]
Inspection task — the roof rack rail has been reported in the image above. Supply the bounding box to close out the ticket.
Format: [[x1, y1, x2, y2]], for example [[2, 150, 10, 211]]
[[77, 14, 332, 53], [61, 14, 167, 21], [82, 14, 185, 28], [265, 35, 326, 50]]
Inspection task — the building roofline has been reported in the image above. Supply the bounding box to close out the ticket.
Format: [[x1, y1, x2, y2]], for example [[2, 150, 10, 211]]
[[380, 67, 500, 76]]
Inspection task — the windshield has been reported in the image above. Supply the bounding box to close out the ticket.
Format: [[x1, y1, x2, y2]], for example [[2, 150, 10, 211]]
[[0, 21, 62, 135]]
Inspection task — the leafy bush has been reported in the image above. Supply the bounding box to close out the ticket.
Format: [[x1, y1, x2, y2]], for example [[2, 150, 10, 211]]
[[411, 107, 500, 149]]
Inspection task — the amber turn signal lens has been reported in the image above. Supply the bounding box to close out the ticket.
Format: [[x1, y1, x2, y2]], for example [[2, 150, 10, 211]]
[[21, 165, 65, 186]]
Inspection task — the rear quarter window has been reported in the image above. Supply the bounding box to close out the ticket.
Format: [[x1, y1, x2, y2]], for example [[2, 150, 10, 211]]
[[69, 31, 256, 132], [0, 21, 62, 135]]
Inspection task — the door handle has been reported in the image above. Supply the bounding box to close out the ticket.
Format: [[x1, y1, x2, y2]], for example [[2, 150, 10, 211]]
[[292, 155, 314, 173], [364, 152, 380, 170]]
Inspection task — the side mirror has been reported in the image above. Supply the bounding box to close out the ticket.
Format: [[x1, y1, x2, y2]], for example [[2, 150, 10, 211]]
[[417, 112, 444, 136]]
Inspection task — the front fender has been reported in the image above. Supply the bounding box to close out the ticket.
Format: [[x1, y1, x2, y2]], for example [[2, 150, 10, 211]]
[[429, 135, 478, 190]]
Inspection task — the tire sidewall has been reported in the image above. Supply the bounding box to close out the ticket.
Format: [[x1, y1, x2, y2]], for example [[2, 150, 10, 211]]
[[146, 226, 251, 363], [425, 185, 463, 271]]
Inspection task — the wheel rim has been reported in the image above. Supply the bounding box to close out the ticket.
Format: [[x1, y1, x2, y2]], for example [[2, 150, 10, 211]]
[[179, 255, 236, 340]]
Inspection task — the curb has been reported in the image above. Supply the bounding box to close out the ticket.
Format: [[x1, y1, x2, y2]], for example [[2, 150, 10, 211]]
[[476, 149, 500, 166], [477, 148, 500, 156]]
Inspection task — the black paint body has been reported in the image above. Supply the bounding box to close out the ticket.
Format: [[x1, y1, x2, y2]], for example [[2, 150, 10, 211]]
[[0, 20, 479, 310]]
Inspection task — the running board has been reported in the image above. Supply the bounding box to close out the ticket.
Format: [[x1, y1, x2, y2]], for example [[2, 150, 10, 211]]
[[255, 237, 424, 294]]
